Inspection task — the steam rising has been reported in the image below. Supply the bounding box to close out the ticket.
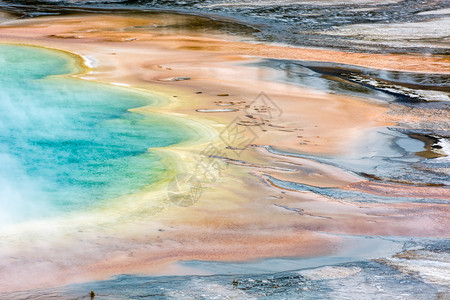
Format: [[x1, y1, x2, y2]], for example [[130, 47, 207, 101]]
[[0, 45, 187, 226]]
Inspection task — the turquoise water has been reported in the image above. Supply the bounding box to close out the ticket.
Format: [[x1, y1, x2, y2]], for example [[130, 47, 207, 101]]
[[0, 44, 190, 224]]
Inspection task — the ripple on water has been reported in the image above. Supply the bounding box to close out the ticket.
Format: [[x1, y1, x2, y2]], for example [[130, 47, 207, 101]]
[[3, 0, 449, 54]]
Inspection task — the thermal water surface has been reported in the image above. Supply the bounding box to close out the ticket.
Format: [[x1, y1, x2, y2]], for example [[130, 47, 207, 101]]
[[0, 44, 192, 225]]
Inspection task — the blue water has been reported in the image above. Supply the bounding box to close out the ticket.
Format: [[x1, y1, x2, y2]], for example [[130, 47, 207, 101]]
[[3, 237, 447, 299], [0, 44, 190, 224]]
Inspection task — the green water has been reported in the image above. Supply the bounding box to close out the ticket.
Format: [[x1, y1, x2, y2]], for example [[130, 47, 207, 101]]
[[0, 44, 190, 224]]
